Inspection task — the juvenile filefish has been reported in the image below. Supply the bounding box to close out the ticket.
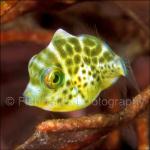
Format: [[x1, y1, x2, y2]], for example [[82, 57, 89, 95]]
[[23, 29, 128, 112]]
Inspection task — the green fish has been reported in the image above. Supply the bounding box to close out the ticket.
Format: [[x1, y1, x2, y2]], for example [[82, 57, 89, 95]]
[[24, 29, 128, 112]]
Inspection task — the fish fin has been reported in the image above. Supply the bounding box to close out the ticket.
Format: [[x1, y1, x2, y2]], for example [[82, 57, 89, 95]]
[[122, 57, 140, 94], [73, 22, 93, 35], [72, 21, 101, 38]]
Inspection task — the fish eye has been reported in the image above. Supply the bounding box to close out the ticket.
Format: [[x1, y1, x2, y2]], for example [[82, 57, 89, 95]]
[[43, 67, 64, 89]]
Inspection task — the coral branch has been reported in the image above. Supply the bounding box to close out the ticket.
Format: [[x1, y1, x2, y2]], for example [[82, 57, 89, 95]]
[[16, 87, 150, 150], [136, 112, 150, 150]]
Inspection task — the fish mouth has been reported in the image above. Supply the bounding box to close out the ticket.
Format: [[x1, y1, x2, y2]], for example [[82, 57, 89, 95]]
[[23, 88, 49, 108], [23, 90, 33, 106], [23, 88, 38, 106], [23, 82, 43, 106]]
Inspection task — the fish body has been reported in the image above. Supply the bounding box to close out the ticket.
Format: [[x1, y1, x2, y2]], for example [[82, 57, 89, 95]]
[[24, 29, 127, 112]]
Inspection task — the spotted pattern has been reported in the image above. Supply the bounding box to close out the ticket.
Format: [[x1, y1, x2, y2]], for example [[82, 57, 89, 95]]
[[24, 29, 127, 112], [53, 35, 104, 79]]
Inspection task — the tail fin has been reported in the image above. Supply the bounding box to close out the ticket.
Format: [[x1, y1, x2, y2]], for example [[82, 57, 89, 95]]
[[122, 58, 140, 93], [120, 58, 128, 76]]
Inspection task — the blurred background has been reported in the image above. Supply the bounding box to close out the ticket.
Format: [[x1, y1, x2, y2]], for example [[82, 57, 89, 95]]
[[1, 0, 150, 150]]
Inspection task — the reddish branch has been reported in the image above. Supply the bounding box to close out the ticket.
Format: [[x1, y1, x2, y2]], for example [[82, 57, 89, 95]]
[[38, 86, 150, 132], [0, 0, 37, 24], [136, 112, 149, 150], [1, 30, 52, 45], [0, 0, 19, 16], [16, 86, 150, 150], [0, 0, 86, 24]]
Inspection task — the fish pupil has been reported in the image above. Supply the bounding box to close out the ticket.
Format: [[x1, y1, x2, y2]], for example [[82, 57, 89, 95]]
[[53, 73, 59, 83]]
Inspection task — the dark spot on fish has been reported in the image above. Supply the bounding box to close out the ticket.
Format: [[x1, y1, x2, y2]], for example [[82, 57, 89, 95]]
[[107, 65, 111, 69], [68, 94, 72, 99], [70, 87, 73, 90], [53, 39, 66, 47], [65, 43, 73, 55], [78, 76, 81, 81], [83, 37, 95, 46], [78, 85, 81, 88], [68, 37, 78, 44], [88, 71, 92, 75], [74, 66, 79, 74], [97, 76, 100, 81], [66, 80, 71, 86], [91, 65, 95, 70], [66, 58, 73, 66], [84, 83, 88, 87], [103, 52, 113, 61], [93, 73, 97, 78], [103, 70, 107, 74], [111, 69, 114, 72], [100, 66, 104, 69], [68, 68, 73, 75], [92, 57, 98, 64], [82, 69, 86, 74], [56, 63, 62, 68], [91, 81, 94, 85], [83, 56, 90, 64], [99, 57, 104, 63], [84, 46, 90, 55], [101, 75, 104, 79], [63, 89, 67, 94], [57, 98, 62, 103], [74, 54, 81, 64], [91, 44, 101, 56], [65, 101, 69, 104], [80, 93, 85, 98], [96, 70, 100, 73]]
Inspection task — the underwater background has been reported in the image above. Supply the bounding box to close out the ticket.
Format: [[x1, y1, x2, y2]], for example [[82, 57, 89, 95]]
[[1, 1, 150, 150]]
